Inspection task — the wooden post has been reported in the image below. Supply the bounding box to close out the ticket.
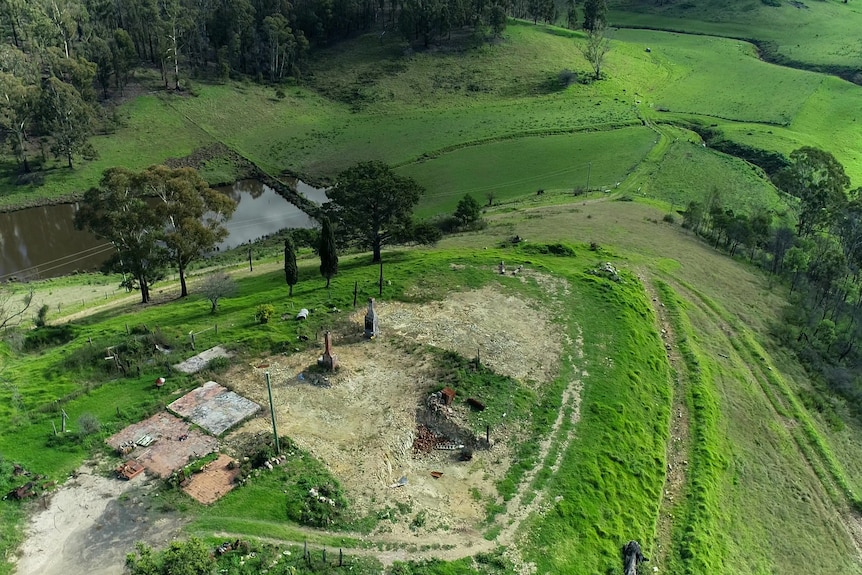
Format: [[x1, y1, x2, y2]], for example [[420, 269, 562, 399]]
[[266, 372, 281, 454], [52, 421, 57, 436], [353, 281, 358, 309], [486, 424, 490, 445], [476, 347, 481, 368], [322, 548, 326, 565], [378, 261, 383, 296], [248, 248, 253, 272], [304, 540, 308, 560], [339, 549, 343, 566], [214, 323, 218, 336], [125, 323, 130, 335], [61, 409, 68, 433], [88, 337, 92, 346], [190, 331, 196, 351]]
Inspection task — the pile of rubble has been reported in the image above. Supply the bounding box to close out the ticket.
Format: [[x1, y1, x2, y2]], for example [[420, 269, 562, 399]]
[[426, 388, 455, 416], [412, 425, 444, 454], [590, 261, 621, 282]]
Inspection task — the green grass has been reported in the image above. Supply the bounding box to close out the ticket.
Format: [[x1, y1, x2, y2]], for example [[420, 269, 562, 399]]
[[526, 264, 671, 574], [610, 0, 862, 69], [0, 95, 211, 210], [642, 139, 790, 217], [399, 127, 657, 217]]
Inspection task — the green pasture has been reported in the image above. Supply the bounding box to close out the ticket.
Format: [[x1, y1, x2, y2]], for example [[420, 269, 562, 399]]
[[526, 264, 671, 574], [398, 127, 656, 217], [3, 19, 862, 211], [610, 0, 862, 69], [642, 139, 790, 218], [614, 29, 823, 125]]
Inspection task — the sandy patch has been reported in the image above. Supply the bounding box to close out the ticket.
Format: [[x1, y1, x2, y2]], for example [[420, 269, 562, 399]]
[[13, 464, 186, 575], [221, 286, 562, 534]]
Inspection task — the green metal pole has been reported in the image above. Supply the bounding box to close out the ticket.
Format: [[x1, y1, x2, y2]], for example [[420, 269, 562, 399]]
[[265, 372, 280, 454]]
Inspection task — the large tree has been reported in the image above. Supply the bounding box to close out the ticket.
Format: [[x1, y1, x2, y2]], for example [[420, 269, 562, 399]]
[[774, 147, 850, 238], [145, 165, 236, 297], [75, 167, 169, 304], [326, 160, 424, 263], [39, 76, 94, 168], [582, 0, 606, 31]]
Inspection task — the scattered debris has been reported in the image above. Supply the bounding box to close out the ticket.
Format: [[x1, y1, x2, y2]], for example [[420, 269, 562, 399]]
[[296, 308, 309, 321], [590, 261, 621, 282], [430, 471, 443, 479], [155, 377, 166, 388], [135, 435, 155, 447], [389, 476, 408, 488], [467, 397, 486, 411], [116, 461, 145, 480]]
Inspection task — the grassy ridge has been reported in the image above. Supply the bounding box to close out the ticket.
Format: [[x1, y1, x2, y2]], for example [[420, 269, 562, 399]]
[[528, 266, 671, 574], [655, 281, 727, 574]]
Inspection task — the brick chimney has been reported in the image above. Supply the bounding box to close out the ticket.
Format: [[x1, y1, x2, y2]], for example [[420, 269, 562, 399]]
[[317, 331, 339, 371]]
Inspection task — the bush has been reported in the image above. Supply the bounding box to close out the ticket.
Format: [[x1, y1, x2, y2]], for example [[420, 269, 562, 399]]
[[558, 69, 578, 87], [78, 413, 101, 436], [23, 324, 75, 351], [663, 213, 676, 224], [35, 305, 49, 328], [255, 304, 275, 324]]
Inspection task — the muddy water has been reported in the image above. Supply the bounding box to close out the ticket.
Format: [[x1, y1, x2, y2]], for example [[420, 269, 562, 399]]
[[0, 179, 326, 280]]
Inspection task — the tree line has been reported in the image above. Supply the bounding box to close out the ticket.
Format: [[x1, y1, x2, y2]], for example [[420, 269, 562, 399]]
[[0, 0, 615, 177], [682, 146, 862, 419]]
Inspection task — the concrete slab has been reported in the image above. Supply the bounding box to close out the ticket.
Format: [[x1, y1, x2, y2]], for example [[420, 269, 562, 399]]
[[168, 381, 261, 436], [173, 346, 232, 375], [105, 413, 218, 478]]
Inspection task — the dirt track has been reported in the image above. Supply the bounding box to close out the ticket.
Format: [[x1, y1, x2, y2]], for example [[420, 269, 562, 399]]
[[13, 464, 186, 575]]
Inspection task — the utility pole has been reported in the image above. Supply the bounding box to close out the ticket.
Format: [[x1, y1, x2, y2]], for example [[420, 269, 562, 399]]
[[248, 248, 253, 272], [265, 372, 280, 454], [378, 261, 384, 296]]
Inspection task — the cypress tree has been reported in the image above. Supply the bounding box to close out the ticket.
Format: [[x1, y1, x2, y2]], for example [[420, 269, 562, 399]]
[[284, 237, 298, 296], [319, 216, 338, 288]]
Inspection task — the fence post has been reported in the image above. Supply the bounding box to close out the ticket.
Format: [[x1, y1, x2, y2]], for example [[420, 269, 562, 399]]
[[190, 331, 196, 351]]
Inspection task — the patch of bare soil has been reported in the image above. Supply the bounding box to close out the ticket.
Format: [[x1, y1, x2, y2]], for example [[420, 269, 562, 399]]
[[13, 464, 186, 575], [222, 287, 564, 536]]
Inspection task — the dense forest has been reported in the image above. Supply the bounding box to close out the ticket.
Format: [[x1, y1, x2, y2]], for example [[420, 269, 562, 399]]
[[0, 0, 592, 177]]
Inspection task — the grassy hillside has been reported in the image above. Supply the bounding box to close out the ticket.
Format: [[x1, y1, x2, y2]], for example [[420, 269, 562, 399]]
[[610, 0, 862, 70], [3, 19, 862, 211]]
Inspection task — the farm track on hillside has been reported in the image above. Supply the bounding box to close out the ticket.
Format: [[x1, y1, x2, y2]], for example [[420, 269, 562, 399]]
[[644, 276, 692, 572], [674, 281, 862, 563]]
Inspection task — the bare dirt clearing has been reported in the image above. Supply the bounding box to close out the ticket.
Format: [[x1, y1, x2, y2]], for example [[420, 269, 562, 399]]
[[14, 464, 186, 575], [224, 286, 564, 535]]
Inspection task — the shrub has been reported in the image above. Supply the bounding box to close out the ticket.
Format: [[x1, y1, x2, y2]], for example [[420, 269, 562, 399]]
[[558, 68, 578, 87], [255, 304, 275, 324], [35, 305, 49, 328], [23, 325, 75, 351], [78, 413, 101, 436], [663, 213, 676, 224]]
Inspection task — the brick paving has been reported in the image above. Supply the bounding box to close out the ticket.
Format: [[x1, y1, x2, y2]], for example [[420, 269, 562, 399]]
[[181, 454, 240, 504]]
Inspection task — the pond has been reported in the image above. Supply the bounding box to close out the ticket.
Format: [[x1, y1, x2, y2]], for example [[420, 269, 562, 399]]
[[0, 179, 326, 281]]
